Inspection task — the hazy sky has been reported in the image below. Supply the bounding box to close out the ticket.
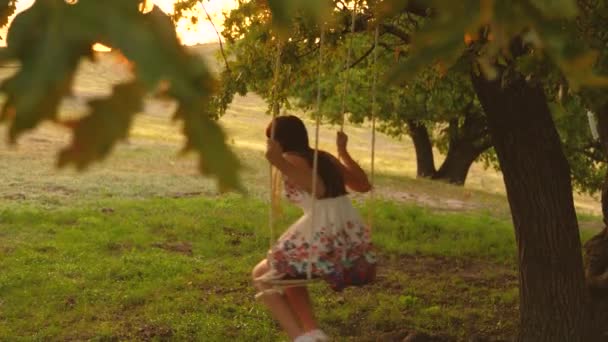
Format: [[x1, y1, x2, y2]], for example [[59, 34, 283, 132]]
[[5, 0, 237, 46]]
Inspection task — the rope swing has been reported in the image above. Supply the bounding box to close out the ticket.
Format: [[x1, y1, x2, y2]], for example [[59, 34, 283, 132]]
[[368, 24, 379, 228], [339, 0, 358, 132], [255, 4, 380, 297], [268, 38, 283, 249]]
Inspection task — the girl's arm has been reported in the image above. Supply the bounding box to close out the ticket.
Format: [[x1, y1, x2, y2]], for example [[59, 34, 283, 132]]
[[266, 140, 326, 198], [336, 131, 372, 193]]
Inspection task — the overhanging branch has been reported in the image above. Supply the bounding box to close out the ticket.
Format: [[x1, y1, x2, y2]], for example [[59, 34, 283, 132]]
[[346, 43, 375, 70]]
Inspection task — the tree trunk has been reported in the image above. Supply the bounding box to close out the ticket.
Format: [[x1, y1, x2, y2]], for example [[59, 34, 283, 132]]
[[406, 118, 490, 185], [471, 72, 596, 341], [433, 112, 491, 185], [595, 107, 608, 223], [584, 105, 608, 338], [432, 140, 485, 185], [406, 120, 436, 178]]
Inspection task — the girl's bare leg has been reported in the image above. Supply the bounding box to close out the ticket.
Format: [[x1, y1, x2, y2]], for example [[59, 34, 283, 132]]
[[284, 286, 318, 332], [252, 259, 304, 340]]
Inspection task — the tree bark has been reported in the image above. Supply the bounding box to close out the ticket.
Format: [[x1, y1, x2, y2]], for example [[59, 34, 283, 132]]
[[432, 140, 482, 185], [405, 118, 491, 184], [594, 107, 608, 223], [437, 111, 492, 184], [406, 120, 436, 178], [433, 115, 491, 185], [584, 105, 608, 338], [471, 72, 596, 341]]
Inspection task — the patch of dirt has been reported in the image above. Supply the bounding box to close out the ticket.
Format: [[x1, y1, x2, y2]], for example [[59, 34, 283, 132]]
[[3, 193, 26, 200], [171, 191, 202, 198], [64, 296, 77, 310], [105, 242, 136, 254], [198, 281, 249, 296], [28, 137, 52, 144], [34, 246, 58, 254], [136, 323, 174, 341], [101, 207, 115, 214], [43, 185, 77, 196], [379, 254, 516, 283], [345, 254, 519, 341], [222, 226, 254, 246], [151, 241, 193, 256], [0, 245, 15, 255], [378, 190, 479, 212]]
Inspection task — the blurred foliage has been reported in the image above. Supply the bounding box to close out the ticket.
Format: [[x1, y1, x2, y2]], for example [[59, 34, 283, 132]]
[[0, 0, 242, 191], [0, 0, 16, 30]]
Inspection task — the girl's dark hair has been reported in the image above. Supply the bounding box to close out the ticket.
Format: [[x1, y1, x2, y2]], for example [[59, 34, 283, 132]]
[[266, 115, 346, 198]]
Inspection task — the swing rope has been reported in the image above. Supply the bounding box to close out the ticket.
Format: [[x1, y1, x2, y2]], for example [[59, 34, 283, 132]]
[[307, 27, 325, 280], [368, 24, 379, 228], [268, 38, 282, 249], [339, 0, 358, 132]]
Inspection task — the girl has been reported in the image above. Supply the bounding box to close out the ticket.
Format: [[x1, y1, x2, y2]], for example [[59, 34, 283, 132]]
[[252, 115, 376, 342]]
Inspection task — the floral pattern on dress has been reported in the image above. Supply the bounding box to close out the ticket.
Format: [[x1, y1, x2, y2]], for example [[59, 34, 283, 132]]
[[267, 178, 377, 291]]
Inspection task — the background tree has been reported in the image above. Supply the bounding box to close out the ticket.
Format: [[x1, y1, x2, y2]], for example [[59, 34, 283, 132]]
[[385, 0, 607, 340], [216, 0, 493, 185]]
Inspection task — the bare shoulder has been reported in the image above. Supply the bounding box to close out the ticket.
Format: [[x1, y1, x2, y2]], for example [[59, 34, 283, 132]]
[[282, 152, 310, 168]]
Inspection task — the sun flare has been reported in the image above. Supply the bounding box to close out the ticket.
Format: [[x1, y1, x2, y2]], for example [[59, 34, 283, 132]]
[[150, 0, 238, 46]]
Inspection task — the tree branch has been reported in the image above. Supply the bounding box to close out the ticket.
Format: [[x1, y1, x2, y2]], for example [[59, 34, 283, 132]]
[[381, 23, 411, 44], [401, 0, 433, 18], [346, 43, 375, 70], [296, 45, 320, 59], [200, 1, 231, 74]]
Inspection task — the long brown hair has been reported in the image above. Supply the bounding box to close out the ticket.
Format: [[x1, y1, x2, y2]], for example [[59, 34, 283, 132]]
[[266, 115, 347, 198]]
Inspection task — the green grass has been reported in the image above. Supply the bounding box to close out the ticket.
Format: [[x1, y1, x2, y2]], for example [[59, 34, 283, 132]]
[[366, 200, 516, 262], [1, 195, 521, 341]]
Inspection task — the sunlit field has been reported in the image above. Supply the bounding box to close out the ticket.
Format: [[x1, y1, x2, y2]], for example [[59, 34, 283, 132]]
[[0, 44, 603, 341]]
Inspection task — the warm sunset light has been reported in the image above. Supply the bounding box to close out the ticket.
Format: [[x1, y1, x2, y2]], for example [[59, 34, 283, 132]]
[[1, 0, 237, 49], [153, 0, 237, 46]]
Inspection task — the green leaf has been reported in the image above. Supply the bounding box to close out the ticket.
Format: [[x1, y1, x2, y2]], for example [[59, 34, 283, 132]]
[[388, 36, 463, 84], [1, 0, 243, 190], [387, 0, 477, 83], [267, 0, 331, 36], [524, 10, 608, 90], [0, 0, 91, 143], [176, 104, 243, 192], [58, 82, 144, 170], [529, 0, 578, 19], [557, 51, 608, 90], [94, 3, 243, 190]]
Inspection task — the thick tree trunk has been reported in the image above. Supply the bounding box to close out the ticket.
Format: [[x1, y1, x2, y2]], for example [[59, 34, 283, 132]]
[[406, 120, 436, 178], [471, 72, 596, 341], [432, 140, 484, 185]]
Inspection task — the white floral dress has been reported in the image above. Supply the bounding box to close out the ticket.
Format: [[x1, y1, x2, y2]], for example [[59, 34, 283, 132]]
[[267, 178, 377, 291]]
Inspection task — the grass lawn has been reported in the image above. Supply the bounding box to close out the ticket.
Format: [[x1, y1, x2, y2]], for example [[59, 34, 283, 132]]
[[1, 195, 523, 341]]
